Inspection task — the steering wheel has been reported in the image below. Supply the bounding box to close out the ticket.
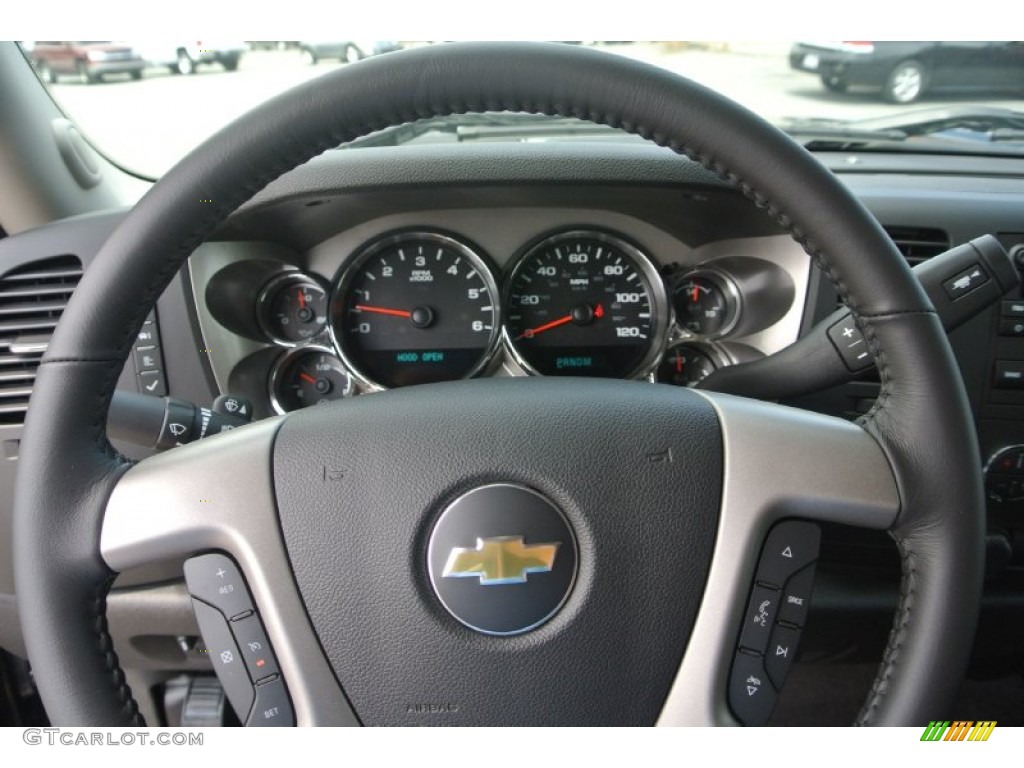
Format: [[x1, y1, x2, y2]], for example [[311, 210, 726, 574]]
[[13, 42, 983, 726]]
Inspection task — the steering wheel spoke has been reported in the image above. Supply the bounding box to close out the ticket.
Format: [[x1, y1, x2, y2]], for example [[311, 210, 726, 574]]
[[101, 419, 357, 726], [659, 392, 899, 725]]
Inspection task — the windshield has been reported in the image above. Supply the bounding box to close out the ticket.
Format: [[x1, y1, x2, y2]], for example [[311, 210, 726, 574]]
[[17, 37, 1024, 177]]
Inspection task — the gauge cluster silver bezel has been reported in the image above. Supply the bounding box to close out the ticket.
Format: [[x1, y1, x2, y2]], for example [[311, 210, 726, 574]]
[[500, 229, 670, 381], [327, 230, 504, 392], [268, 344, 355, 415], [204, 226, 804, 412]]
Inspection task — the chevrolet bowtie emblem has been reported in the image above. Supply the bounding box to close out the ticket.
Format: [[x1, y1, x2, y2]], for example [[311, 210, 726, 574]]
[[442, 536, 560, 585]]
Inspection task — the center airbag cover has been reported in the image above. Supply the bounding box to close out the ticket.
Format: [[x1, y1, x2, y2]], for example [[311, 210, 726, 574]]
[[273, 377, 721, 725], [427, 483, 578, 636]]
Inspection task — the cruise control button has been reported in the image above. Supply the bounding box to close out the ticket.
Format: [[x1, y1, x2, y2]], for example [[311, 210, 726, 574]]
[[942, 263, 989, 300], [184, 553, 254, 620], [756, 521, 820, 588], [231, 613, 280, 683], [246, 678, 294, 727], [765, 623, 803, 689], [778, 564, 816, 628], [191, 599, 254, 722], [738, 584, 780, 653], [728, 651, 776, 726], [827, 314, 873, 372]]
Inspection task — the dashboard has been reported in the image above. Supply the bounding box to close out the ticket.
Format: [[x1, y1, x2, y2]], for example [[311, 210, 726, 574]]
[[2, 140, 1024, 723], [192, 205, 805, 417]]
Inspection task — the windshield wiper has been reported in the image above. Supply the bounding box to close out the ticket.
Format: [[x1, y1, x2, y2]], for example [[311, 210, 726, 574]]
[[853, 106, 1024, 139], [781, 124, 907, 151], [784, 107, 1024, 152], [341, 113, 628, 149]]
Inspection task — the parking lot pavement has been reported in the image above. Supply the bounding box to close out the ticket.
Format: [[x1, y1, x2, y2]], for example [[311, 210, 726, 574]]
[[46, 45, 1024, 177]]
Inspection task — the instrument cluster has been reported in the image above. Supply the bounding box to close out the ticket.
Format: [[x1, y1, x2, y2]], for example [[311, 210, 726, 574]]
[[210, 227, 793, 413]]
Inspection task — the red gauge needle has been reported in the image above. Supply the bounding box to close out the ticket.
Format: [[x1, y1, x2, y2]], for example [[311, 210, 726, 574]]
[[676, 354, 683, 374], [354, 304, 412, 318], [517, 314, 573, 340], [299, 372, 316, 384], [517, 303, 604, 340], [297, 289, 306, 309], [691, 286, 700, 303]]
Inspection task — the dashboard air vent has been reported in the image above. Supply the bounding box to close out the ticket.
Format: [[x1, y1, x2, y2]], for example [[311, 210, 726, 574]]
[[882, 226, 950, 267], [0, 255, 83, 425], [834, 227, 951, 314]]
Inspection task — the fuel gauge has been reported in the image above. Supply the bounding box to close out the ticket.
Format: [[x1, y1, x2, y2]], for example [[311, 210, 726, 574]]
[[270, 348, 354, 413], [259, 273, 328, 345]]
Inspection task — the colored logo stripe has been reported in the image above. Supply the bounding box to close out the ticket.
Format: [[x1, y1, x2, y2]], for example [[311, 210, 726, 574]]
[[921, 721, 949, 741], [920, 720, 996, 742], [968, 721, 997, 741], [944, 721, 973, 741]]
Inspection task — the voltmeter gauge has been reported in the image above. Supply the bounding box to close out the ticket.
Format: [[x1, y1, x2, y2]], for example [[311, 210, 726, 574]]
[[672, 271, 740, 339]]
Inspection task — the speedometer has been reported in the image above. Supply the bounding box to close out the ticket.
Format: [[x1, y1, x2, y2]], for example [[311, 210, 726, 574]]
[[503, 230, 667, 378], [331, 232, 501, 389]]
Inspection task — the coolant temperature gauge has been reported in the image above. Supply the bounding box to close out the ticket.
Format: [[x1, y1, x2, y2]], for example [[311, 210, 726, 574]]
[[259, 273, 329, 345]]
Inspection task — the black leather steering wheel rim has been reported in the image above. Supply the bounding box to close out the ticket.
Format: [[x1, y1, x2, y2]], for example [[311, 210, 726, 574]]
[[13, 41, 983, 726]]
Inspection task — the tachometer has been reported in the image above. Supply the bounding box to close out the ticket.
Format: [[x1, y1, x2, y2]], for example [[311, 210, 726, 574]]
[[331, 232, 501, 389], [503, 230, 667, 378]]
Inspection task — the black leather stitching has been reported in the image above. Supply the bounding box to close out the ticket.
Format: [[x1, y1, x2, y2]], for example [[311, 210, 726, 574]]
[[91, 360, 139, 717], [855, 537, 916, 726], [858, 316, 893, 426], [93, 575, 145, 726], [853, 315, 905, 720]]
